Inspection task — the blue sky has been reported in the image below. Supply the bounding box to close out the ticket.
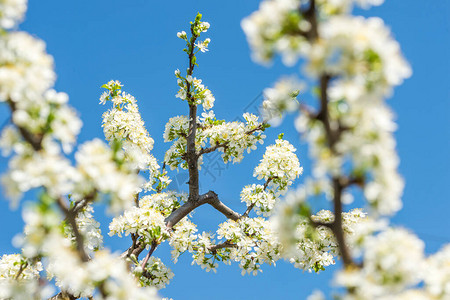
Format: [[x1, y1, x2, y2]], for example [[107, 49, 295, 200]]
[[0, 1, 449, 299]]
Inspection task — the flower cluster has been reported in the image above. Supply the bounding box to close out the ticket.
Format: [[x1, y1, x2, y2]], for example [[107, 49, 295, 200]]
[[74, 139, 143, 213], [64, 205, 103, 253], [254, 137, 302, 194], [0, 254, 41, 281], [292, 209, 368, 272], [0, 254, 45, 299], [1, 144, 76, 204], [200, 113, 267, 164], [109, 205, 168, 246], [100, 80, 167, 191], [272, 186, 371, 272], [175, 72, 215, 110], [241, 0, 307, 65], [46, 239, 159, 299], [310, 16, 411, 94], [175, 13, 213, 109], [262, 77, 303, 125], [169, 218, 199, 263], [134, 256, 174, 289], [335, 228, 425, 299], [164, 112, 267, 170], [240, 184, 276, 217], [0, 0, 27, 29], [0, 30, 81, 153], [216, 217, 280, 275], [139, 192, 185, 217], [17, 202, 160, 299], [424, 245, 450, 298], [109, 191, 185, 249], [191, 232, 218, 273]]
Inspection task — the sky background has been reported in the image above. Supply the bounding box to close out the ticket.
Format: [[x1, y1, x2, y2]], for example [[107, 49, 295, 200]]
[[0, 1, 449, 299]]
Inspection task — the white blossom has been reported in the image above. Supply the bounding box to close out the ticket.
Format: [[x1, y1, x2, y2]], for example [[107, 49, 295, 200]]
[[262, 77, 303, 125], [0, 0, 27, 29], [254, 138, 302, 193], [74, 139, 143, 213], [424, 244, 450, 298], [335, 228, 425, 299], [134, 256, 174, 289]]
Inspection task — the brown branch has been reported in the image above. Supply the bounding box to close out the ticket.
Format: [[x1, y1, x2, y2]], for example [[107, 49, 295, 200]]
[[120, 191, 241, 259], [241, 177, 273, 219], [301, 0, 318, 40], [7, 100, 43, 151], [297, 0, 355, 268], [199, 122, 266, 156], [121, 240, 146, 260], [185, 26, 200, 202], [71, 191, 97, 216], [186, 104, 199, 202], [199, 143, 224, 155], [165, 190, 240, 230], [141, 240, 159, 270], [48, 292, 77, 300], [57, 197, 89, 262], [330, 178, 353, 267], [310, 218, 334, 230], [14, 261, 28, 280], [209, 241, 237, 254]]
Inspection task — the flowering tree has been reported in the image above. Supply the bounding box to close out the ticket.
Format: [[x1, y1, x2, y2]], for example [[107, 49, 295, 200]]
[[0, 1, 448, 300]]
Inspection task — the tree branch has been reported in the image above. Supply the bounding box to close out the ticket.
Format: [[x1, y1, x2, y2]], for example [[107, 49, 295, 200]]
[[48, 292, 77, 300], [141, 240, 159, 270], [165, 190, 240, 230], [57, 197, 89, 263], [14, 261, 28, 280], [330, 177, 353, 267], [241, 177, 273, 219], [7, 99, 43, 151], [185, 26, 200, 202], [298, 0, 355, 268], [199, 122, 266, 156], [209, 241, 237, 254]]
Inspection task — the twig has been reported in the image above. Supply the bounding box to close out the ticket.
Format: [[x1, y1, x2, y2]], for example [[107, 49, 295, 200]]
[[7, 99, 43, 151], [241, 177, 273, 219], [209, 241, 237, 254], [14, 261, 28, 280], [141, 240, 159, 270], [57, 197, 89, 262], [199, 122, 266, 156]]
